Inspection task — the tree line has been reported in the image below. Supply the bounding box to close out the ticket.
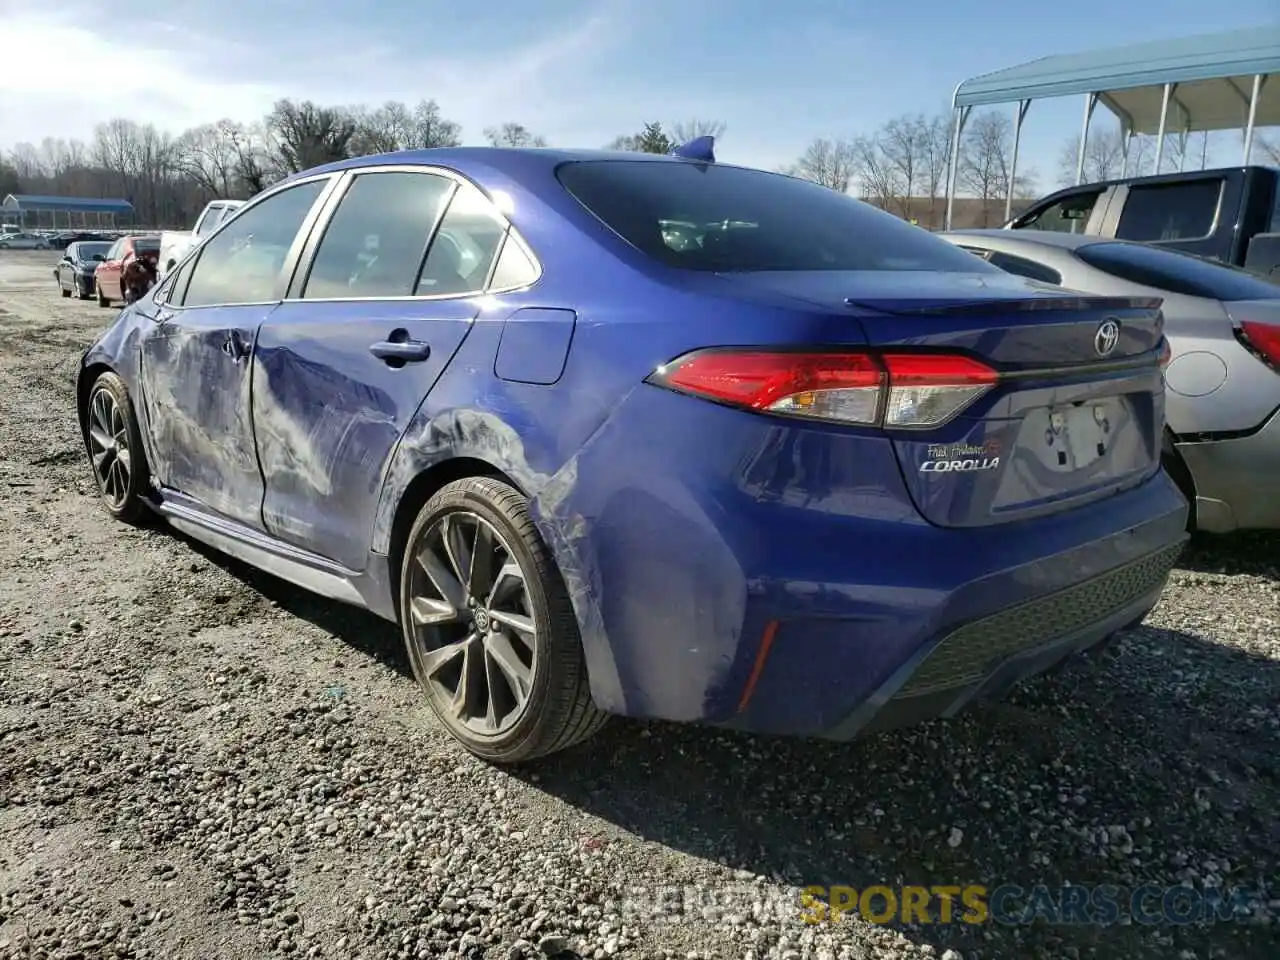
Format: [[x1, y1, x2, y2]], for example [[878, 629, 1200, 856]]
[[0, 100, 727, 228], [2, 96, 1277, 231]]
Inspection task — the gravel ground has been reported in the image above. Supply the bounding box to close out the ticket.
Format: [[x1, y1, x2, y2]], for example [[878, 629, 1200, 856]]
[[0, 249, 1277, 960]]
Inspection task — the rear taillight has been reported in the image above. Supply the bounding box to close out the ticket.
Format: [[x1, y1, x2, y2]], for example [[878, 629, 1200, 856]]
[[647, 349, 998, 429], [1236, 321, 1280, 372]]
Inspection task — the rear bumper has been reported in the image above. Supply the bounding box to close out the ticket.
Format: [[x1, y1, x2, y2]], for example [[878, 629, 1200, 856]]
[[816, 542, 1179, 739], [532, 384, 1189, 736], [1176, 405, 1280, 532]]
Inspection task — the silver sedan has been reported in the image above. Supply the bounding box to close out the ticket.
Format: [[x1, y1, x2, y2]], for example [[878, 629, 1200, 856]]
[[0, 232, 51, 250], [938, 229, 1280, 534]]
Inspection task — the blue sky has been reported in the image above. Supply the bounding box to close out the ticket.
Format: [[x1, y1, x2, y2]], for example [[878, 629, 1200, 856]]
[[3, 0, 1277, 193]]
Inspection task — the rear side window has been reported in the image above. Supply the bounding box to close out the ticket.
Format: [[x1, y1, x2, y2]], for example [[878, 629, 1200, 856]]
[[417, 179, 508, 295], [303, 171, 455, 299], [987, 251, 1062, 285], [1014, 189, 1102, 233], [1077, 241, 1280, 301], [556, 160, 999, 274], [1115, 180, 1222, 242]]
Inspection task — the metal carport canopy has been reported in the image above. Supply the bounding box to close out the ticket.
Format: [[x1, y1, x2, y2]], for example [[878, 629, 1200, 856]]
[[943, 25, 1280, 229]]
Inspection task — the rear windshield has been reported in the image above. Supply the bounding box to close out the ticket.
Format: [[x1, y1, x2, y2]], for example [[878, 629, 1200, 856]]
[[1076, 241, 1280, 301], [135, 237, 161, 253], [556, 160, 998, 274]]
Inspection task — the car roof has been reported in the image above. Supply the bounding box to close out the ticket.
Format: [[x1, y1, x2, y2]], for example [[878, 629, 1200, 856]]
[[281, 146, 758, 185]]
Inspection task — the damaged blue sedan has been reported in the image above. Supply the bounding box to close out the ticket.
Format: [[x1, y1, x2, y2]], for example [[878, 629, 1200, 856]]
[[78, 139, 1189, 762]]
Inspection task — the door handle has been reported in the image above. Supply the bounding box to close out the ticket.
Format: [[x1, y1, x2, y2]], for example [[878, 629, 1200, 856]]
[[369, 339, 431, 364], [222, 331, 248, 363]]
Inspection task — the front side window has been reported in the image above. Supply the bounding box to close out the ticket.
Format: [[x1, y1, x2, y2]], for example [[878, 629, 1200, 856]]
[[303, 171, 455, 299], [1014, 190, 1102, 233], [181, 179, 328, 308], [1077, 241, 1280, 300], [416, 179, 508, 295], [1115, 180, 1222, 243], [556, 160, 998, 273]]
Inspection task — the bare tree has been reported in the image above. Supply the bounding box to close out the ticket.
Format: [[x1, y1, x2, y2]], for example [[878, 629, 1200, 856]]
[[7, 143, 44, 181], [917, 114, 954, 228], [670, 119, 727, 143], [483, 123, 547, 148], [1056, 127, 1152, 186], [350, 101, 411, 155], [880, 116, 926, 218], [176, 121, 242, 198], [266, 99, 357, 173], [850, 133, 903, 210], [785, 137, 856, 192], [958, 111, 1037, 226], [408, 99, 461, 149]]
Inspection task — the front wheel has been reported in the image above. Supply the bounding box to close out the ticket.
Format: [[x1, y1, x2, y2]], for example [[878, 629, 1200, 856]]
[[60, 282, 71, 298], [96, 282, 111, 308], [84, 371, 151, 524], [399, 476, 607, 763]]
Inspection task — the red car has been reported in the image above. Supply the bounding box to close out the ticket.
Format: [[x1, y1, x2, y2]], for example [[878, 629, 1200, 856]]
[[93, 235, 161, 307]]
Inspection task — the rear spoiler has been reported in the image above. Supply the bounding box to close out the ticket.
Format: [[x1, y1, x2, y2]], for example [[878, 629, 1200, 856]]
[[843, 294, 1164, 316]]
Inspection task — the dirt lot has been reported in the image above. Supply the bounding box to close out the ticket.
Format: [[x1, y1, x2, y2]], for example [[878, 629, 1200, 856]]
[[0, 248, 1277, 960]]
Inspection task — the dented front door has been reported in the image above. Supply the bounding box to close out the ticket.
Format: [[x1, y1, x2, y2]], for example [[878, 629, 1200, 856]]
[[139, 302, 271, 528]]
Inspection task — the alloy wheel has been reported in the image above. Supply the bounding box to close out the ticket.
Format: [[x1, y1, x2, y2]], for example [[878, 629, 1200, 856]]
[[406, 510, 538, 736], [87, 387, 132, 509]]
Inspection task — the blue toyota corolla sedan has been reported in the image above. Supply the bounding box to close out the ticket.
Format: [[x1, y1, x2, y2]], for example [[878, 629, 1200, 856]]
[[77, 139, 1189, 762]]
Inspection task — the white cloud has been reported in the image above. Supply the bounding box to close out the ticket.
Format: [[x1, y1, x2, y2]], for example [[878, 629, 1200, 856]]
[[0, 2, 624, 149]]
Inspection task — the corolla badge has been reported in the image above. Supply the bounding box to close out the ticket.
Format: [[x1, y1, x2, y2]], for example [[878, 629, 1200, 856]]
[[1094, 319, 1121, 358], [920, 440, 1001, 473]]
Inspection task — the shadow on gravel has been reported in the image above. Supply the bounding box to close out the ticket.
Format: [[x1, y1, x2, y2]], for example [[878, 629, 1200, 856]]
[[172, 532, 410, 678], [515, 626, 1279, 960], [1177, 530, 1280, 580]]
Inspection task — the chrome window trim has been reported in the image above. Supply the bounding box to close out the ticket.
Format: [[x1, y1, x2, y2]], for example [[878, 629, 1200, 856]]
[[278, 162, 544, 305], [156, 172, 341, 311]]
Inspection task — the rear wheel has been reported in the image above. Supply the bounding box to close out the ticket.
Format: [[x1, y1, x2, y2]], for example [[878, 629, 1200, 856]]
[[398, 476, 607, 763], [84, 371, 150, 524]]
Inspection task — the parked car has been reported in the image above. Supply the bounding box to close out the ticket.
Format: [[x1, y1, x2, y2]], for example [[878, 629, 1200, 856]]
[[77, 146, 1188, 762], [158, 199, 245, 280], [92, 235, 161, 307], [1008, 165, 1280, 281], [54, 240, 114, 299], [939, 229, 1280, 534], [48, 230, 114, 250], [0, 232, 51, 250]]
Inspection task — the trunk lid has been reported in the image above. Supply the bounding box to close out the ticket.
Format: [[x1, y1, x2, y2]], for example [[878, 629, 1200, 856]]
[[721, 270, 1168, 527]]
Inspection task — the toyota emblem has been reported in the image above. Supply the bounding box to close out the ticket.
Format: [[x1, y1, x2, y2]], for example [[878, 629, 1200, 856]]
[[1094, 319, 1120, 358]]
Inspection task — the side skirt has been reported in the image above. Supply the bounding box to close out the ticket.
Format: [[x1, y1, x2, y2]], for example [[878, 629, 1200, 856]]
[[149, 486, 400, 623]]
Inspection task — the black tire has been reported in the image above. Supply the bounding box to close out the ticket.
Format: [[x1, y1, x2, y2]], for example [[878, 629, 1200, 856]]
[[60, 282, 71, 298], [96, 281, 111, 308], [399, 476, 607, 763], [84, 371, 151, 525]]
